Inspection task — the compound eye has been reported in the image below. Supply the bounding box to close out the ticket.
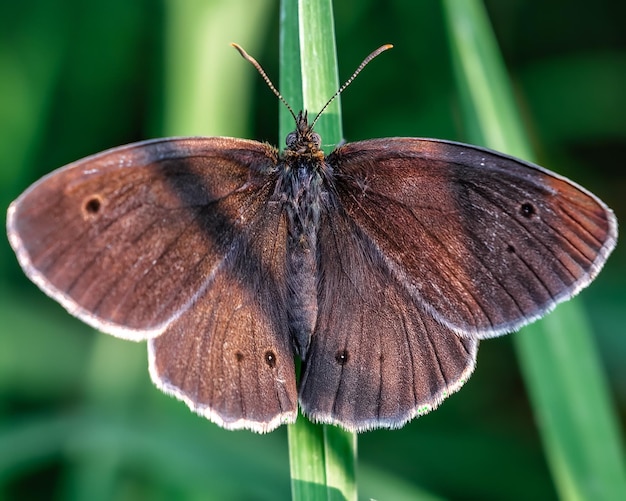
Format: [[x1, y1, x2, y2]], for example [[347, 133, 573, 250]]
[[286, 131, 297, 147], [311, 132, 321, 147]]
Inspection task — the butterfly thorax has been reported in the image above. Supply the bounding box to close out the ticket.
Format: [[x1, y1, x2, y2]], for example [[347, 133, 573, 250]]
[[277, 111, 331, 358]]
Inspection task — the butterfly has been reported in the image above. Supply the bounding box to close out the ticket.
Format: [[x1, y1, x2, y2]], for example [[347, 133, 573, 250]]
[[6, 44, 617, 432]]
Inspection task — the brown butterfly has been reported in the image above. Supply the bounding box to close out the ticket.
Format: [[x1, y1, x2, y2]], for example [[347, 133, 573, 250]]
[[6, 44, 617, 432]]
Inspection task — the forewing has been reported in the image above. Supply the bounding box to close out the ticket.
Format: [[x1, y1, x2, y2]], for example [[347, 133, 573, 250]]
[[7, 137, 278, 340], [328, 138, 617, 337], [299, 207, 477, 431]]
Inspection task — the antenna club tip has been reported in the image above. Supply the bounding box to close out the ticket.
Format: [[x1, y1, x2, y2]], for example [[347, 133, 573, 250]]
[[383, 43, 394, 50], [231, 43, 247, 57]]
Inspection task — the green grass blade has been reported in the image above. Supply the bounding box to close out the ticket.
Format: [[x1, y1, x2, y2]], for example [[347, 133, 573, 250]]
[[281, 1, 357, 500], [279, 0, 302, 142], [297, 0, 342, 149], [288, 414, 329, 499], [162, 0, 273, 137], [323, 425, 357, 500], [441, 1, 626, 499]]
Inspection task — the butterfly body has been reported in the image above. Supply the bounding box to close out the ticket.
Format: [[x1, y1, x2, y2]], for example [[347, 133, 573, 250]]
[[277, 112, 330, 358]]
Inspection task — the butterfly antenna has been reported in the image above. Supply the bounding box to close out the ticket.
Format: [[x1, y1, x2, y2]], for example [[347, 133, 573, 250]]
[[310, 44, 393, 129], [232, 43, 298, 123]]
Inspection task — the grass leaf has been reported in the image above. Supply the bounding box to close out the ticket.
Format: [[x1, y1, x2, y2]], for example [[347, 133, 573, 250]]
[[281, 1, 357, 499]]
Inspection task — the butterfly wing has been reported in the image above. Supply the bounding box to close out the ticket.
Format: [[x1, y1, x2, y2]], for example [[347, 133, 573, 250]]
[[327, 138, 617, 338], [299, 137, 616, 431], [8, 137, 298, 431], [299, 206, 477, 431], [149, 191, 298, 432]]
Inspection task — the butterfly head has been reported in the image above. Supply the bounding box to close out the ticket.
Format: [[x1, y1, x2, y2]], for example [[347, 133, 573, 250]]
[[285, 111, 322, 156]]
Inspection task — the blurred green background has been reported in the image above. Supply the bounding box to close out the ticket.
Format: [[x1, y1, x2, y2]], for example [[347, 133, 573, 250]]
[[1, 0, 624, 499]]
